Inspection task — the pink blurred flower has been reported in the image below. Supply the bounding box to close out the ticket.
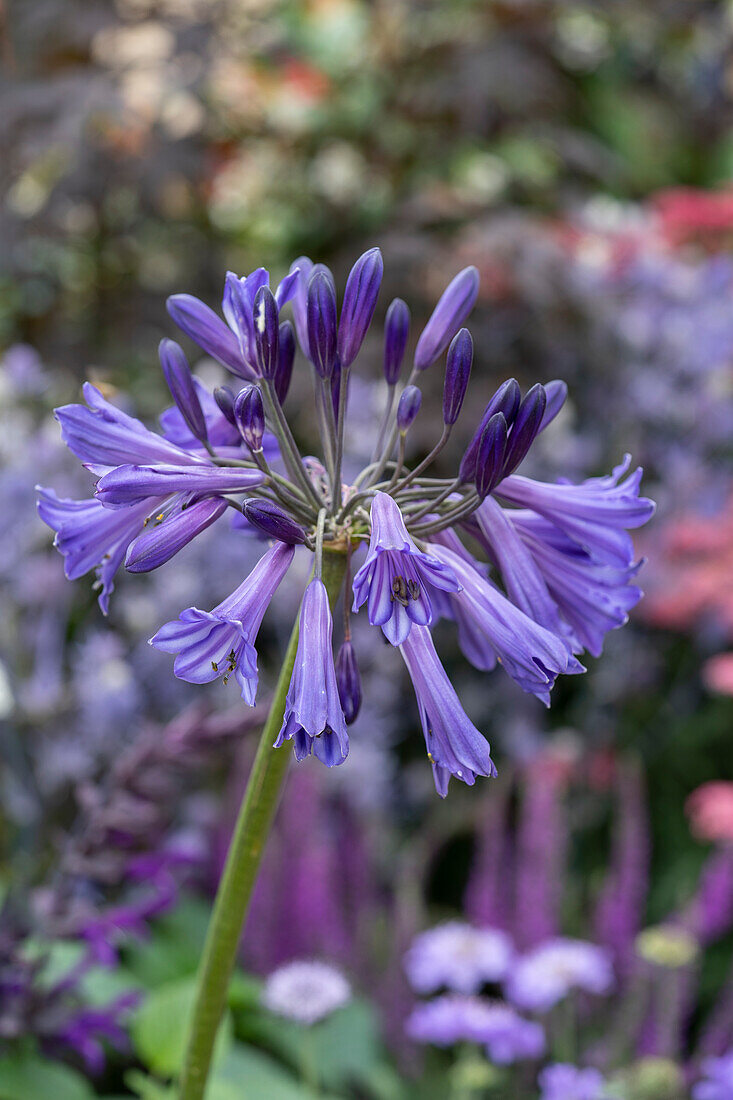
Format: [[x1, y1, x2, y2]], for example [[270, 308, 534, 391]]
[[686, 783, 733, 844], [703, 654, 733, 696]]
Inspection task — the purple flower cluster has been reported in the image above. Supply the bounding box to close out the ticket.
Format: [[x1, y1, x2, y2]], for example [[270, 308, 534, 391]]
[[38, 249, 653, 795]]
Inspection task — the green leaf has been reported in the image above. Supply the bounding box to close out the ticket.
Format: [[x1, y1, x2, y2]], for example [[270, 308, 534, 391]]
[[130, 976, 233, 1077], [311, 1000, 383, 1089], [0, 1053, 95, 1100], [214, 1043, 345, 1100], [124, 898, 211, 988]]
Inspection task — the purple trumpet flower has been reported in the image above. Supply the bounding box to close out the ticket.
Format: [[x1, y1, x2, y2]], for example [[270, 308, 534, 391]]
[[429, 543, 578, 704], [497, 456, 656, 568], [36, 490, 150, 613], [289, 255, 315, 358], [150, 542, 294, 703], [540, 379, 568, 431], [414, 266, 480, 371], [472, 495, 581, 657], [168, 266, 299, 380], [274, 578, 349, 766], [337, 247, 383, 369], [352, 492, 460, 645], [400, 624, 496, 796], [510, 510, 645, 657], [95, 463, 264, 506], [125, 497, 228, 573], [55, 383, 203, 472]]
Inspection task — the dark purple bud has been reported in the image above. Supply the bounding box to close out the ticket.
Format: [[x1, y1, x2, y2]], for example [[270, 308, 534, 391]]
[[331, 358, 342, 420], [397, 384, 422, 432], [383, 298, 410, 385], [442, 328, 473, 426], [242, 498, 308, 545], [234, 385, 265, 452], [289, 256, 314, 358], [166, 293, 252, 379], [275, 321, 295, 404], [214, 385, 237, 425], [475, 413, 508, 499], [458, 378, 521, 483], [159, 339, 208, 444], [539, 379, 568, 431], [307, 271, 338, 379], [502, 383, 547, 477], [413, 266, 479, 372], [126, 498, 227, 573], [335, 641, 362, 725], [253, 285, 280, 379], [337, 247, 383, 369]]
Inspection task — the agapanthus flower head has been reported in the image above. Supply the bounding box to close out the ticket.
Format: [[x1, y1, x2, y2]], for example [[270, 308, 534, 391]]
[[506, 938, 614, 1012], [38, 247, 653, 794], [405, 921, 513, 994], [262, 959, 351, 1025], [538, 1063, 608, 1100], [406, 995, 544, 1064]]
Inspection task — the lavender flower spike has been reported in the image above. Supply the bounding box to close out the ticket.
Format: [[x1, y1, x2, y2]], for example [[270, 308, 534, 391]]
[[414, 266, 479, 371], [538, 1064, 608, 1100], [275, 578, 349, 766], [352, 492, 460, 645], [400, 625, 496, 796], [337, 246, 383, 368], [150, 542, 294, 703]]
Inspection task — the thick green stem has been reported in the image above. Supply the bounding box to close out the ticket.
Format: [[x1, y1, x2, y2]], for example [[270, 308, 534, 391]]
[[179, 552, 348, 1100]]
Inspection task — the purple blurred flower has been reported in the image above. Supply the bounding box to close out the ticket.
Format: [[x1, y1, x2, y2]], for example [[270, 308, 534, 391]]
[[352, 492, 460, 645], [406, 995, 544, 1064], [404, 921, 513, 994], [506, 938, 614, 1011], [694, 1050, 733, 1100], [538, 1063, 607, 1100]]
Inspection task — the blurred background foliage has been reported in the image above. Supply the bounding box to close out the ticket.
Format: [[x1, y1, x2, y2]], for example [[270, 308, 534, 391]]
[[2, 0, 733, 1096]]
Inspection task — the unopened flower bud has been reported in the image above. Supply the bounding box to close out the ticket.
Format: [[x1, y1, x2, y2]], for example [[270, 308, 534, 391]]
[[383, 298, 410, 385], [458, 378, 521, 483], [335, 641, 362, 725], [234, 385, 265, 452], [397, 385, 422, 432], [501, 383, 546, 477], [338, 247, 383, 369], [475, 413, 507, 499], [253, 285, 280, 379], [275, 321, 295, 404], [331, 359, 342, 420], [442, 328, 473, 426], [414, 266, 479, 372], [159, 339, 208, 444], [539, 379, 568, 431], [307, 271, 338, 378], [242, 498, 308, 545], [214, 385, 237, 425]]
